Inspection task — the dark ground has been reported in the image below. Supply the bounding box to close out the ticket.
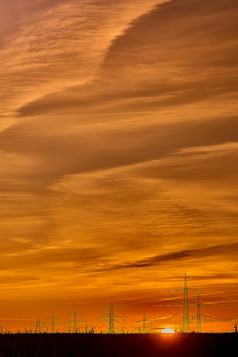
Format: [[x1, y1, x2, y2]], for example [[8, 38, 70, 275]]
[[0, 333, 236, 357]]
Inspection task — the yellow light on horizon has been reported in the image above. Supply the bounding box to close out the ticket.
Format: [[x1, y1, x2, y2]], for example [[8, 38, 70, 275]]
[[162, 328, 175, 334]]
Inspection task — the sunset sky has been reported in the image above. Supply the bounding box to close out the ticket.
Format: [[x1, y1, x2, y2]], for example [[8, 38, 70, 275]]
[[0, 0, 238, 332]]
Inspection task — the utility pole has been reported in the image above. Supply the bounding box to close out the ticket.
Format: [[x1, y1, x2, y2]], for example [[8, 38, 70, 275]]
[[197, 295, 201, 333], [234, 320, 238, 333], [183, 274, 190, 333]]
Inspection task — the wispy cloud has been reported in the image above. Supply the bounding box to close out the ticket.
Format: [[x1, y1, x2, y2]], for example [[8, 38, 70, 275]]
[[101, 243, 238, 271]]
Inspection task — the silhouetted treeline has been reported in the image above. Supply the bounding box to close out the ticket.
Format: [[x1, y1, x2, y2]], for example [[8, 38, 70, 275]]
[[0, 333, 236, 357]]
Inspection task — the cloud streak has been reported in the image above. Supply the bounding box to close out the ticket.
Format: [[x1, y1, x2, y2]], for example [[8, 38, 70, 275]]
[[103, 243, 238, 271]]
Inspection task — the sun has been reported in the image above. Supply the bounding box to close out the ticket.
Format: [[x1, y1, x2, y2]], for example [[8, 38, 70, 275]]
[[162, 328, 175, 334]]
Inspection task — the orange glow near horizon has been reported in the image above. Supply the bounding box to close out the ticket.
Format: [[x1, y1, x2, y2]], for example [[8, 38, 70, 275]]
[[162, 328, 175, 334], [0, 0, 238, 333]]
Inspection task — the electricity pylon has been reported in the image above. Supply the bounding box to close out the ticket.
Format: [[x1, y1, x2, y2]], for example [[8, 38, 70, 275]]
[[35, 317, 44, 333], [45, 312, 61, 333], [183, 274, 190, 333], [137, 313, 152, 333], [99, 297, 127, 334], [197, 295, 201, 333], [52, 312, 55, 333], [109, 297, 115, 333], [169, 274, 202, 333], [142, 313, 147, 333], [68, 308, 84, 333]]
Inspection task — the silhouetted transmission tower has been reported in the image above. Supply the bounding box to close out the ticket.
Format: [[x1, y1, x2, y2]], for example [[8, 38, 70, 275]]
[[197, 295, 202, 333], [169, 274, 202, 333], [99, 297, 126, 333], [142, 312, 147, 333], [109, 297, 115, 334], [183, 274, 190, 333]]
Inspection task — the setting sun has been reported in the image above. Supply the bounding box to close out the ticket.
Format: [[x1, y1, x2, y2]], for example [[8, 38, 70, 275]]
[[162, 328, 175, 334]]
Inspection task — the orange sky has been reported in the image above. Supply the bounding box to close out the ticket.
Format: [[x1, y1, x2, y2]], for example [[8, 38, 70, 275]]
[[0, 0, 238, 333]]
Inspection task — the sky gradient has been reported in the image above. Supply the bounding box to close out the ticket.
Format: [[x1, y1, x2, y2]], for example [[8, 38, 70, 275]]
[[0, 0, 238, 332]]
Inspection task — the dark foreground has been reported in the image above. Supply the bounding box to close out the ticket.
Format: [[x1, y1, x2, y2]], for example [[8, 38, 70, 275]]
[[0, 333, 236, 357]]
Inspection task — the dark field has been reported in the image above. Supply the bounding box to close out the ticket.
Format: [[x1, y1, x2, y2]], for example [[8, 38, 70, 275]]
[[0, 333, 236, 357]]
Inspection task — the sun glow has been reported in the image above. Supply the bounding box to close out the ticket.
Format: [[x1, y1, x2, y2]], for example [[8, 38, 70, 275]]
[[162, 328, 175, 334]]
